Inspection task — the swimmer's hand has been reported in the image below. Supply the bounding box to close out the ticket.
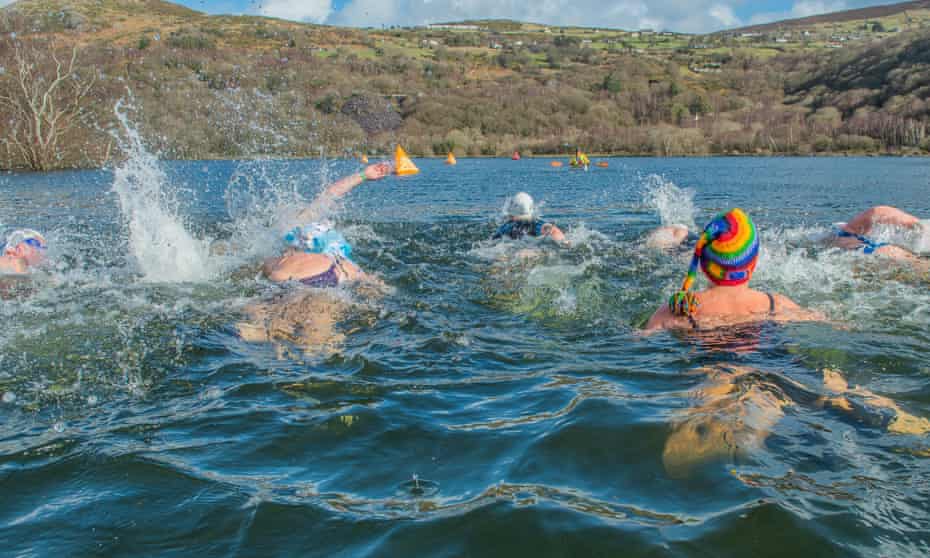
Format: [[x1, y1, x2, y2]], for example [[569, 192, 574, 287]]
[[364, 162, 393, 181], [542, 224, 569, 246]]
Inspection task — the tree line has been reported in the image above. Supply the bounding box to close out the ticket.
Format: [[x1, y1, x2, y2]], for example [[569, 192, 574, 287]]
[[0, 13, 927, 171]]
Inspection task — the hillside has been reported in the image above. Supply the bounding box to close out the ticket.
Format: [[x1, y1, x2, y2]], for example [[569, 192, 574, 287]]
[[728, 0, 930, 34], [0, 0, 927, 170]]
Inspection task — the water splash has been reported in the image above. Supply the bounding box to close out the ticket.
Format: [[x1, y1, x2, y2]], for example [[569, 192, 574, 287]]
[[220, 158, 343, 264], [642, 174, 697, 230], [111, 101, 215, 283]]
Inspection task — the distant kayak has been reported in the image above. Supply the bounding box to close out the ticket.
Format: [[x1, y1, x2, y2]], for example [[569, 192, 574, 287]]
[[570, 150, 590, 170]]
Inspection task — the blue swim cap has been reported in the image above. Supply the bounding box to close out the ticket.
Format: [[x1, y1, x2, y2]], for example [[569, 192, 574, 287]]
[[284, 223, 352, 260], [309, 230, 352, 259]]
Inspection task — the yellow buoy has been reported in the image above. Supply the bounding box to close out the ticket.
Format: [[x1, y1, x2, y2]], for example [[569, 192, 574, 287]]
[[446, 152, 457, 165], [360, 154, 369, 164], [394, 145, 419, 176]]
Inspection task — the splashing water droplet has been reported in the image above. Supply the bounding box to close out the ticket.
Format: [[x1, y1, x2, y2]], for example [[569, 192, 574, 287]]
[[111, 100, 216, 283], [642, 174, 697, 230]]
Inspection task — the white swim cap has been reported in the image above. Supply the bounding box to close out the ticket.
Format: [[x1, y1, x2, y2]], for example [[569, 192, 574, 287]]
[[507, 192, 535, 221], [3, 229, 47, 252]]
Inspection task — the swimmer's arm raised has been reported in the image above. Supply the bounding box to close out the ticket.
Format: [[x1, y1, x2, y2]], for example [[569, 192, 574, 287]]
[[297, 162, 393, 222]]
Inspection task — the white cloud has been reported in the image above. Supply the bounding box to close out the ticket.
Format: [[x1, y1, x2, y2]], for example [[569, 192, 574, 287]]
[[709, 3, 740, 28], [247, 0, 908, 33], [259, 0, 333, 24], [790, 0, 847, 18], [327, 0, 751, 33], [748, 0, 907, 26]]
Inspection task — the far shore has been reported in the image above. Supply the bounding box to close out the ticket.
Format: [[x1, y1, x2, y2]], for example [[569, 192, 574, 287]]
[[2, 150, 928, 174]]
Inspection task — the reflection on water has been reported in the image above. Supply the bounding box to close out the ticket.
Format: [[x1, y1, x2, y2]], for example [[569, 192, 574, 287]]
[[2, 152, 930, 556]]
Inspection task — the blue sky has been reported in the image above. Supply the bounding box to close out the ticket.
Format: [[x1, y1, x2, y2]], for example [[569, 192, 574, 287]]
[[0, 0, 906, 33]]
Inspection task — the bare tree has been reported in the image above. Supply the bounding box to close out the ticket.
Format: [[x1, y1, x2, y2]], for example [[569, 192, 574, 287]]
[[0, 39, 95, 171]]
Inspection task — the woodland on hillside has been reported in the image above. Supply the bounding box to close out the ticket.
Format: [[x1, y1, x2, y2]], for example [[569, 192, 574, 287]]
[[0, 2, 928, 170]]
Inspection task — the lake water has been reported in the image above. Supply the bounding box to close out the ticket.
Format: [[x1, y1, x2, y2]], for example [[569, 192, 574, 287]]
[[1, 150, 930, 556]]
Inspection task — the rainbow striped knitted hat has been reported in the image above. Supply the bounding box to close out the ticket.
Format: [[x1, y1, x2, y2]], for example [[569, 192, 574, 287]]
[[669, 208, 759, 316]]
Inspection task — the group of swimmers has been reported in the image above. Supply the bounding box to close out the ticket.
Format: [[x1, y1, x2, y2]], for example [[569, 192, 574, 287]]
[[4, 163, 928, 336], [6, 164, 930, 474]]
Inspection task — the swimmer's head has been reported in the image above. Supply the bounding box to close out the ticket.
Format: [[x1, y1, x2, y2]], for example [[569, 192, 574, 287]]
[[284, 222, 352, 259], [669, 209, 758, 316], [3, 229, 47, 266], [506, 192, 535, 222]]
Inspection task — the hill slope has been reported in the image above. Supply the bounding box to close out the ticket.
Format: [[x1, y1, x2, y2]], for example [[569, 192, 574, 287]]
[[728, 0, 930, 33], [0, 0, 927, 170]]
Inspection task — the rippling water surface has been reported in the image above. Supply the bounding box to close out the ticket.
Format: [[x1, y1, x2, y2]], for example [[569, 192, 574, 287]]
[[2, 151, 930, 557]]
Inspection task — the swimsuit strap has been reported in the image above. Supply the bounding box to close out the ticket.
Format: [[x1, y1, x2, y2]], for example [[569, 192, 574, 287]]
[[333, 255, 351, 278]]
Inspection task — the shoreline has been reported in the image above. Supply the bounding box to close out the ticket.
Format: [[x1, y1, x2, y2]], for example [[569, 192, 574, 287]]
[[2, 151, 928, 174]]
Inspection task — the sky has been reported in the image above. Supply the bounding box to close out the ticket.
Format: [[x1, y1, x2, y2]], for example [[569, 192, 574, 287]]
[[0, 0, 910, 33]]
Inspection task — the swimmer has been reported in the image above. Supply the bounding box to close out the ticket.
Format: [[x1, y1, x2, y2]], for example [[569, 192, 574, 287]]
[[261, 162, 392, 287], [830, 205, 926, 261], [0, 229, 48, 274], [645, 208, 822, 331], [493, 192, 568, 245], [237, 163, 391, 350]]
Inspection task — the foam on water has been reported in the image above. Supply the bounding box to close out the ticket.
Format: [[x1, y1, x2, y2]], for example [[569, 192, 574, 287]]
[[219, 157, 348, 266], [756, 224, 930, 329]]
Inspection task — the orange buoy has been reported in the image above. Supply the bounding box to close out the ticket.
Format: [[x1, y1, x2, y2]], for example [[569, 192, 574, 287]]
[[394, 145, 419, 176], [446, 152, 457, 165], [360, 154, 369, 164], [550, 161, 563, 167], [596, 161, 609, 168]]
